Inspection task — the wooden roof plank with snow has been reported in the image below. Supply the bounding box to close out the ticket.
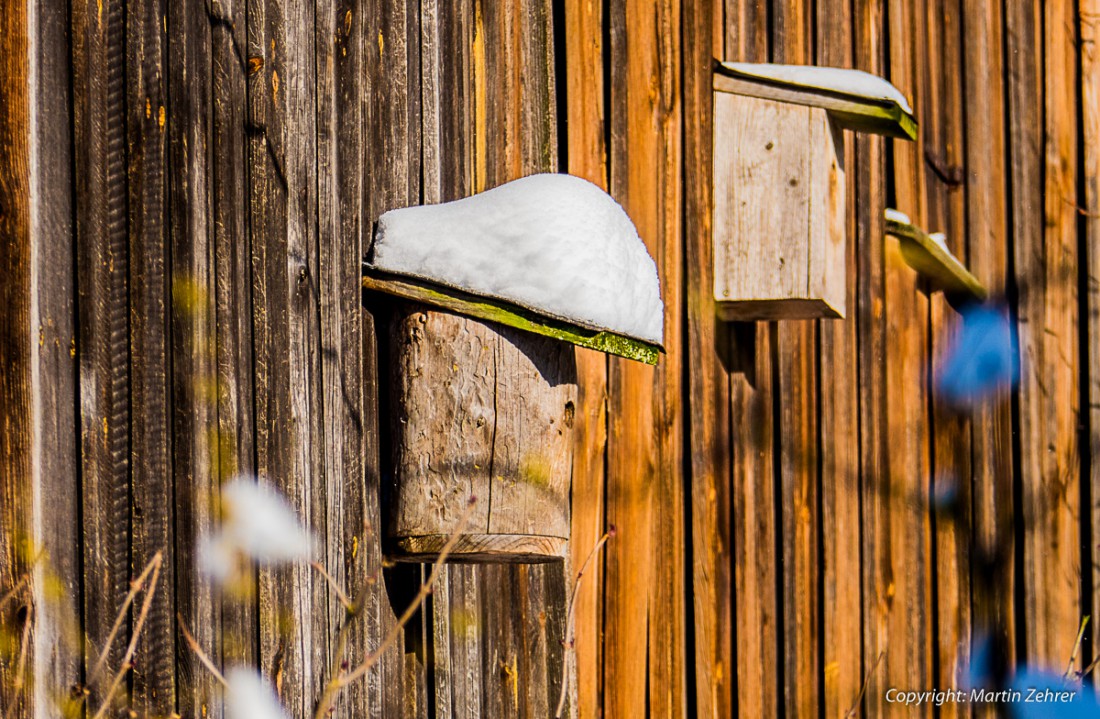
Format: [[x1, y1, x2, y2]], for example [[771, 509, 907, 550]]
[[363, 174, 665, 364], [884, 210, 987, 303], [714, 62, 918, 140], [361, 270, 662, 364]]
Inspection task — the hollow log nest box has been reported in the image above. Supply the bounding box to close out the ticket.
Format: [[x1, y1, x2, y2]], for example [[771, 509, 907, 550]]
[[363, 174, 664, 563], [712, 62, 917, 320]]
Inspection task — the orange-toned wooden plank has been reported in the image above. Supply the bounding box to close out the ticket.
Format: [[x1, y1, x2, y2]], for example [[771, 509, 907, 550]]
[[724, 1, 778, 715], [684, 0, 733, 717], [923, 2, 972, 715], [564, 0, 610, 716], [878, 3, 935, 717], [604, 0, 686, 717], [960, 3, 1015, 715], [815, 1, 863, 715], [770, 2, 822, 715], [1007, 0, 1082, 667], [1082, 0, 1100, 687]]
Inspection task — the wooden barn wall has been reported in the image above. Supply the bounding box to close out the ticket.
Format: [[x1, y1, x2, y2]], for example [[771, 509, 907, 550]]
[[2, 0, 1100, 717]]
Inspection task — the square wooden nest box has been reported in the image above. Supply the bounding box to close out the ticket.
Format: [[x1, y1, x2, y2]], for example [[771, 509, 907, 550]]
[[712, 62, 917, 321]]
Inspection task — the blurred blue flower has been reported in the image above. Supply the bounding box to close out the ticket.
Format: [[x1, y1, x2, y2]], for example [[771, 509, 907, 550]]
[[1005, 669, 1100, 718], [936, 303, 1019, 408]]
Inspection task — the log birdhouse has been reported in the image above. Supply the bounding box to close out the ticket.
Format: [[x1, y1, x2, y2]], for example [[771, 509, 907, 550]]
[[364, 174, 664, 562], [712, 62, 917, 320]]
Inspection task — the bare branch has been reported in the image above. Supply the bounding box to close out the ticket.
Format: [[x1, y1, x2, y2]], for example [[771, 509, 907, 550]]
[[88, 552, 164, 685], [91, 552, 163, 719], [554, 526, 615, 719], [311, 561, 354, 612], [313, 496, 478, 719], [846, 651, 885, 718], [1065, 615, 1090, 679], [178, 613, 228, 688]]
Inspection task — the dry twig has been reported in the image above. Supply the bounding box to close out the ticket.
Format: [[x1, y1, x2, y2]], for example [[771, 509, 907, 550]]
[[90, 551, 163, 719], [312, 496, 478, 719], [178, 613, 228, 688], [1065, 615, 1090, 679], [554, 526, 615, 719], [846, 651, 885, 718], [87, 552, 164, 685]]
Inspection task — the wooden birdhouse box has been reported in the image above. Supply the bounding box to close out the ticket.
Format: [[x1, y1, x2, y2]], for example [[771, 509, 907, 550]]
[[364, 174, 664, 563], [712, 62, 917, 320]]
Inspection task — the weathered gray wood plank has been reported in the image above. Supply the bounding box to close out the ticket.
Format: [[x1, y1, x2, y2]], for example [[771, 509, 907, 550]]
[[71, 0, 133, 712], [127, 0, 175, 712]]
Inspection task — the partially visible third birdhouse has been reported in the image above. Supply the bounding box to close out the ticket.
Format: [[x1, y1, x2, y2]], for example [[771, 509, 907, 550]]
[[712, 62, 916, 320]]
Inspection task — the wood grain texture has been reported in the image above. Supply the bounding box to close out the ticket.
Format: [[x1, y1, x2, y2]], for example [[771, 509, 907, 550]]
[[960, 2, 1015, 713], [126, 0, 175, 713], [563, 0, 610, 714], [684, 0, 733, 716], [1007, 0, 1082, 667], [724, 1, 778, 715], [878, 2, 934, 715], [604, 0, 686, 716], [1083, 0, 1100, 686], [769, 4, 823, 716], [713, 94, 844, 319], [247, 0, 328, 715], [0, 4, 34, 715], [71, 0, 134, 711], [815, 1, 863, 715], [211, 0, 258, 684], [385, 306, 576, 556], [853, 0, 891, 715], [26, 0, 81, 714], [167, 0, 222, 713], [923, 2, 972, 715]]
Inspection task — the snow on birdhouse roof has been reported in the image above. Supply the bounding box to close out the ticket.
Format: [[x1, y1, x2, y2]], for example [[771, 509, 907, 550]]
[[366, 173, 665, 352], [714, 62, 917, 140]]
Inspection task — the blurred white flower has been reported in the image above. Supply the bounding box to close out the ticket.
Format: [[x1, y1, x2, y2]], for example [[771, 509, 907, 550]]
[[226, 666, 290, 719], [200, 477, 314, 583]]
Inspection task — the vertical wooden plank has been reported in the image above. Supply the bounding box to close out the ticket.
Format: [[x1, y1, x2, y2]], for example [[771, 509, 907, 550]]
[[364, 0, 421, 714], [1083, 0, 1100, 684], [71, 0, 133, 709], [724, 2, 777, 716], [684, 0, 732, 717], [248, 0, 328, 715], [816, 1, 863, 715], [211, 0, 257, 680], [564, 0, 610, 715], [469, 3, 568, 716], [1007, 0, 1082, 667], [961, 1, 1015, 710], [127, 0, 175, 713], [27, 0, 82, 714], [0, 4, 35, 715], [604, 0, 685, 717], [769, 2, 821, 714], [167, 0, 222, 713], [923, 1, 972, 714], [853, 0, 891, 714], [317, 0, 372, 714], [880, 1, 935, 715]]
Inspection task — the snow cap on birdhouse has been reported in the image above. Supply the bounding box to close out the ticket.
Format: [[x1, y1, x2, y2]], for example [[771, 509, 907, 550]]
[[364, 173, 664, 364], [712, 62, 916, 321]]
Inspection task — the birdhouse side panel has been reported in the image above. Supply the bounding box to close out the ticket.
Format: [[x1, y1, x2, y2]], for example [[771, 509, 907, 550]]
[[713, 92, 814, 305], [486, 325, 575, 538], [807, 111, 846, 318]]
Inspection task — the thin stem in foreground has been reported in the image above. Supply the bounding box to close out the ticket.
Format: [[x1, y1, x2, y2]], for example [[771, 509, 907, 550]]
[[91, 552, 162, 719], [313, 496, 478, 719], [311, 561, 355, 612], [87, 552, 164, 685], [554, 527, 614, 719], [846, 651, 885, 718], [1065, 615, 1090, 679], [178, 613, 229, 688]]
